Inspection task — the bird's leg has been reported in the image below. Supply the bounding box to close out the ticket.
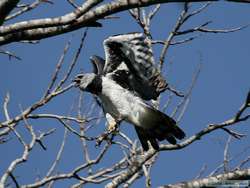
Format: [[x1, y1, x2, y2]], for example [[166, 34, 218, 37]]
[[107, 120, 118, 133], [96, 114, 119, 147], [106, 113, 119, 133]]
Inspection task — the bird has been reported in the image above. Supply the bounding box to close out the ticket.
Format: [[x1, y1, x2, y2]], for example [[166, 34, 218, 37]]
[[73, 32, 185, 151]]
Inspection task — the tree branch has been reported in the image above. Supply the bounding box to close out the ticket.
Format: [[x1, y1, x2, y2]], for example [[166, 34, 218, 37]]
[[5, 0, 51, 21], [161, 168, 250, 188], [0, 1, 219, 45], [105, 91, 250, 187]]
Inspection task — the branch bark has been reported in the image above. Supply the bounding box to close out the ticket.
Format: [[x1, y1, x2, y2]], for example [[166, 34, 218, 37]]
[[0, 1, 249, 45], [105, 92, 250, 187], [161, 168, 250, 188], [0, 0, 218, 45]]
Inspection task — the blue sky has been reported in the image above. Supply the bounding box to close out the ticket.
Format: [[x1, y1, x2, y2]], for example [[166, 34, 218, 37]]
[[0, 1, 250, 187]]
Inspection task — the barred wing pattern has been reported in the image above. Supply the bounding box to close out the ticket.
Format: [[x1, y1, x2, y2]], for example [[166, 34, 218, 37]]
[[103, 33, 167, 100], [79, 33, 186, 151]]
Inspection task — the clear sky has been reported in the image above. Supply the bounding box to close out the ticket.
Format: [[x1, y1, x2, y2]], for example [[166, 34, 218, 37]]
[[0, 1, 250, 187]]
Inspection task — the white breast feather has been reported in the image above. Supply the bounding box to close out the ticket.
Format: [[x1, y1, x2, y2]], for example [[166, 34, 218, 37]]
[[99, 76, 146, 126]]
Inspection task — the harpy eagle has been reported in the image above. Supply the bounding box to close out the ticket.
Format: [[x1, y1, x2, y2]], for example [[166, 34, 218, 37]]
[[73, 33, 185, 151]]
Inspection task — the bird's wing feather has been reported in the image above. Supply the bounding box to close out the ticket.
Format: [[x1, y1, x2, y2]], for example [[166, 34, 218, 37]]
[[90, 55, 105, 75], [103, 32, 167, 100]]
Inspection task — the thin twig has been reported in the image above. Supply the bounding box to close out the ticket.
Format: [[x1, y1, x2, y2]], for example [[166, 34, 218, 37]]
[[0, 83, 74, 137], [44, 37, 72, 97], [28, 113, 87, 124], [56, 29, 88, 89], [223, 136, 232, 173], [67, 0, 79, 9], [46, 128, 68, 177], [172, 63, 202, 119], [6, 0, 51, 21], [221, 127, 246, 139], [158, 4, 189, 70], [3, 92, 10, 121], [9, 172, 20, 188], [234, 156, 250, 170], [0, 49, 21, 60], [176, 23, 250, 35], [195, 164, 207, 179]]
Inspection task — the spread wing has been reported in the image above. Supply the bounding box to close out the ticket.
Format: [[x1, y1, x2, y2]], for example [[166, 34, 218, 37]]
[[103, 32, 167, 100], [90, 55, 105, 75]]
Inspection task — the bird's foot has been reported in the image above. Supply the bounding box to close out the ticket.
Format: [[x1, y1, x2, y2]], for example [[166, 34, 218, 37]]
[[96, 134, 108, 147], [107, 122, 118, 133], [95, 123, 119, 147]]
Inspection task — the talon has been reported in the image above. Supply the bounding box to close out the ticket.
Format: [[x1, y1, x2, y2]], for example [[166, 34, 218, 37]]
[[95, 139, 102, 147], [96, 135, 104, 147], [96, 120, 119, 147], [95, 132, 109, 147], [108, 122, 117, 133]]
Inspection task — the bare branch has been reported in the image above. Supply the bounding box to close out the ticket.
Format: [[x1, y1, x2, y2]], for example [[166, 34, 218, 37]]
[[172, 63, 202, 119], [0, 32, 88, 138], [67, 0, 79, 9], [235, 90, 250, 120], [56, 118, 95, 141], [209, 145, 250, 176], [46, 128, 68, 177], [158, 4, 189, 69], [3, 92, 10, 121], [0, 83, 74, 137], [223, 136, 232, 173], [153, 35, 198, 46], [1, 1, 248, 45], [123, 172, 143, 188], [0, 117, 53, 187], [56, 30, 88, 89], [5, 0, 50, 21], [0, 1, 220, 45], [195, 164, 207, 179], [105, 91, 250, 187], [22, 144, 111, 188], [1, 1, 249, 188], [118, 132, 134, 146], [1, 29, 82, 134], [227, 0, 250, 2], [183, 2, 211, 23], [0, 0, 101, 35], [9, 172, 20, 188], [234, 156, 250, 170], [162, 168, 250, 188], [28, 113, 86, 123], [148, 4, 161, 21], [176, 23, 250, 35], [0, 48, 21, 60], [44, 37, 72, 97], [221, 127, 246, 139]]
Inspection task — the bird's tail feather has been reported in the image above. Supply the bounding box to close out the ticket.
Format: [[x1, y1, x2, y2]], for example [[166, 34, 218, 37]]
[[135, 107, 185, 151], [135, 126, 159, 151]]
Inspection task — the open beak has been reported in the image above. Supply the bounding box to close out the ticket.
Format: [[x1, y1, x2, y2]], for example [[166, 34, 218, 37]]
[[72, 77, 81, 86]]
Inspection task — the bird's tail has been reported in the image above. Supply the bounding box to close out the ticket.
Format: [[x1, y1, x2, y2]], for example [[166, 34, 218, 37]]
[[153, 113, 185, 144], [135, 107, 185, 151]]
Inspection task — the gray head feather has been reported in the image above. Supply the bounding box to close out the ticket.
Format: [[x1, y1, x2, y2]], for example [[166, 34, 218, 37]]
[[73, 73, 96, 91]]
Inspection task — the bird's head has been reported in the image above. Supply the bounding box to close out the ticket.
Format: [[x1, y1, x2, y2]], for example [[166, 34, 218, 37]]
[[73, 73, 96, 91]]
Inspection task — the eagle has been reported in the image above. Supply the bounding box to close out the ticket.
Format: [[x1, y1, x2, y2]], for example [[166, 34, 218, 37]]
[[73, 33, 185, 151]]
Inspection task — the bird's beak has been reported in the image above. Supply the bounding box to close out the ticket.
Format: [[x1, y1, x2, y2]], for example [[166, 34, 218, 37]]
[[72, 77, 81, 86]]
